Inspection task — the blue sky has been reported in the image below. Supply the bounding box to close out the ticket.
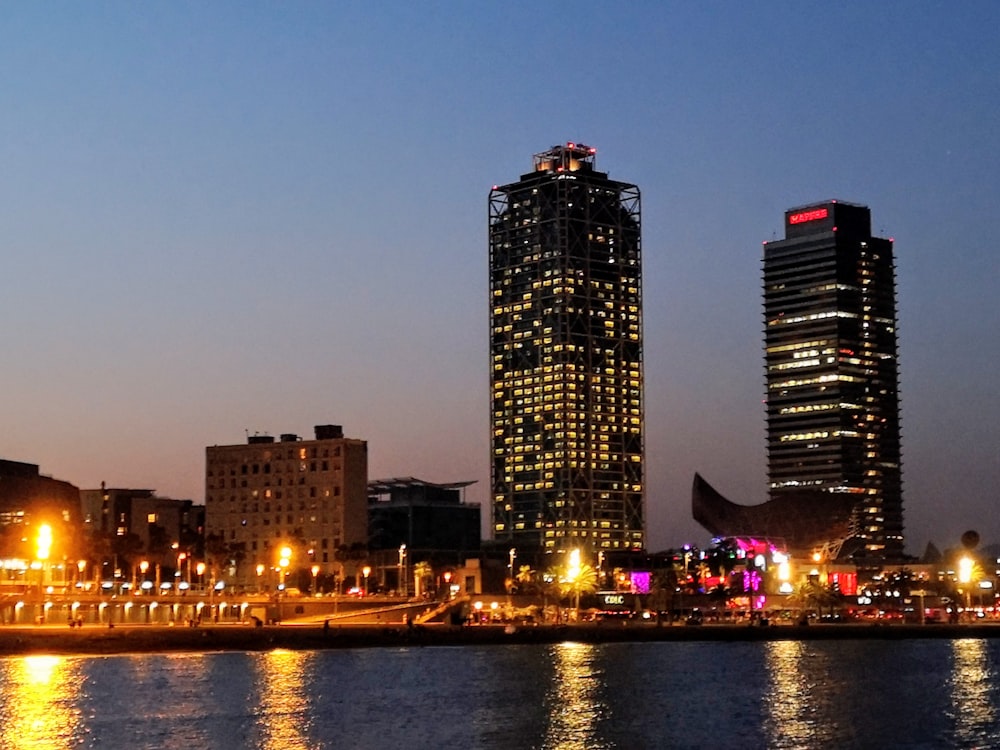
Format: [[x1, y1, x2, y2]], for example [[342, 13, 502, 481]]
[[1, 2, 997, 555]]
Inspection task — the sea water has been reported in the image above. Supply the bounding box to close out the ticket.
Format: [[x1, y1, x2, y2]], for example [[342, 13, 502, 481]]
[[1, 638, 997, 749]]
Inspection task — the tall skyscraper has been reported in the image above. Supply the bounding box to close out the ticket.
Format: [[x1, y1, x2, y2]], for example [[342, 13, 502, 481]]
[[763, 201, 903, 559], [489, 143, 644, 556]]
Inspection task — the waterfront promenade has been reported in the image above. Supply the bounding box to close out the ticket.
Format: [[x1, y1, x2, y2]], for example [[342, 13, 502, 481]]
[[4, 620, 1000, 657]]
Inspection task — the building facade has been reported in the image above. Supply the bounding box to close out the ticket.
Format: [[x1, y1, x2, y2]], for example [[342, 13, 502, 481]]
[[80, 485, 203, 579], [489, 143, 644, 555], [368, 477, 480, 555], [763, 201, 904, 559], [0, 459, 81, 586], [204, 425, 368, 586]]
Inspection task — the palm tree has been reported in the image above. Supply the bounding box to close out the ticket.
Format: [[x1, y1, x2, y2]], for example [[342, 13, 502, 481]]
[[560, 562, 599, 621], [515, 564, 537, 594], [541, 567, 562, 623], [647, 570, 676, 625], [792, 580, 842, 620]]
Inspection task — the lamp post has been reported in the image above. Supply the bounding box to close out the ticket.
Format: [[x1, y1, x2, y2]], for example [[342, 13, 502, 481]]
[[176, 552, 187, 592], [277, 547, 292, 622], [959, 556, 973, 623], [311, 565, 320, 596], [256, 563, 265, 594], [279, 547, 292, 590], [398, 544, 407, 598], [139, 561, 149, 594], [508, 548, 516, 613], [362, 565, 371, 596], [36, 524, 52, 624], [566, 548, 581, 620]]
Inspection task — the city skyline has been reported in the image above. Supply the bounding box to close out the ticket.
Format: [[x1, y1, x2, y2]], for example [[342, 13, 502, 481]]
[[2, 4, 998, 556]]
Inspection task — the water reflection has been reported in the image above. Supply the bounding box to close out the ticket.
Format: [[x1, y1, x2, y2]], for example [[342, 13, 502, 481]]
[[540, 642, 610, 750], [0, 655, 83, 748], [950, 639, 996, 744], [763, 640, 818, 748], [251, 649, 315, 749]]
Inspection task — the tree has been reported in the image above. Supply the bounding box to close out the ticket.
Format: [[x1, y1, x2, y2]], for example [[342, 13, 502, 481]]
[[516, 564, 538, 595], [648, 570, 677, 624], [794, 580, 842, 619], [541, 567, 562, 622], [560, 562, 599, 620], [204, 533, 229, 578]]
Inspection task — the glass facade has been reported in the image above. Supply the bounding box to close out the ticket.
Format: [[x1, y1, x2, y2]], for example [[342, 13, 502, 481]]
[[489, 144, 644, 553], [763, 201, 903, 559]]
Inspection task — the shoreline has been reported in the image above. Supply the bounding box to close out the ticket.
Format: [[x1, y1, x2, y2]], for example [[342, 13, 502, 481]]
[[3, 621, 1000, 657]]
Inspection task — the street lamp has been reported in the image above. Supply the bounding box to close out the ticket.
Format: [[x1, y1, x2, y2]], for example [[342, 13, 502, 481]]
[[36, 524, 51, 563], [139, 560, 149, 594], [398, 544, 407, 597], [311, 565, 320, 596], [566, 548, 581, 619], [36, 524, 52, 623], [959, 556, 974, 622], [775, 553, 793, 595], [362, 565, 371, 596], [279, 547, 292, 590], [176, 552, 187, 591], [256, 563, 265, 593], [508, 548, 516, 612]]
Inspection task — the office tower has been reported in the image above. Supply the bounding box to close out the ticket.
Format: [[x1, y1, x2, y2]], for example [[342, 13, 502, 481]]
[[204, 425, 368, 587], [763, 201, 903, 559], [489, 143, 644, 555]]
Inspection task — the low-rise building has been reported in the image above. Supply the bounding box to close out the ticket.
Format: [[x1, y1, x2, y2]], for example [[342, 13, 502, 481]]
[[205, 424, 368, 589]]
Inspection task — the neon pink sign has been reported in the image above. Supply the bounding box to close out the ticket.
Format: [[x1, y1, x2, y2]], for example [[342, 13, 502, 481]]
[[789, 208, 829, 224]]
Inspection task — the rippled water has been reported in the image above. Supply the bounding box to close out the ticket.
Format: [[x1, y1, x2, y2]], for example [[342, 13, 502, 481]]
[[2, 638, 999, 749]]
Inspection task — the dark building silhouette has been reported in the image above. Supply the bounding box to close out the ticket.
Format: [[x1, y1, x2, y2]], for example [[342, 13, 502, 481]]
[[762, 201, 903, 559], [367, 477, 480, 555], [0, 459, 81, 587], [80, 486, 203, 571], [489, 143, 644, 555]]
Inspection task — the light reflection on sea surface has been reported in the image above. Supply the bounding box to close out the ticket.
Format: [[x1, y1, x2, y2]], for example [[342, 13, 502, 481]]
[[251, 650, 314, 749], [2, 639, 1000, 748], [949, 638, 998, 746], [1, 655, 83, 748], [540, 643, 609, 750]]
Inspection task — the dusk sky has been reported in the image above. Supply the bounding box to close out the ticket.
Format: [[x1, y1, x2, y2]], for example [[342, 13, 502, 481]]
[[2, 3, 997, 556]]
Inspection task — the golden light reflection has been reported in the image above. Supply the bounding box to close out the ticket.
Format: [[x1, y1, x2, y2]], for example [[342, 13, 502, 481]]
[[252, 649, 314, 750], [950, 639, 995, 742], [0, 655, 83, 749], [763, 640, 814, 745], [541, 642, 609, 750]]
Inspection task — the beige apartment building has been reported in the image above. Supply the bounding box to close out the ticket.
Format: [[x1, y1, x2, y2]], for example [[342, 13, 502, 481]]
[[205, 425, 368, 588]]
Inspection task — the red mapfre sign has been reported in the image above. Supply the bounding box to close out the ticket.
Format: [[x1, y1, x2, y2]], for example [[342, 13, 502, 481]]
[[789, 207, 829, 224]]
